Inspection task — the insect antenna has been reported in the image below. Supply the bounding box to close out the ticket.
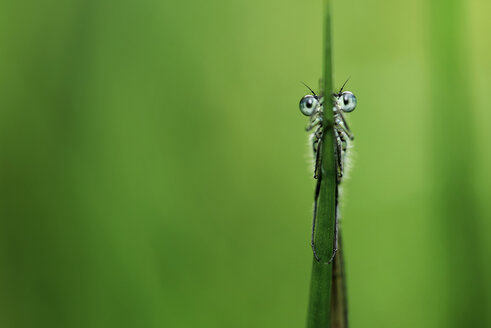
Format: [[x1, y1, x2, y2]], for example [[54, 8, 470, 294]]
[[301, 81, 317, 96], [338, 76, 351, 93]]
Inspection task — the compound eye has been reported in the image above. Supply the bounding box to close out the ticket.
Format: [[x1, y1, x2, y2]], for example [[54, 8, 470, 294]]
[[299, 95, 318, 116], [339, 91, 357, 112]]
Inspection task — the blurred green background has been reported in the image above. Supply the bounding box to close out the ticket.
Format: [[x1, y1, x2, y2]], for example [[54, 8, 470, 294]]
[[1, 0, 490, 327]]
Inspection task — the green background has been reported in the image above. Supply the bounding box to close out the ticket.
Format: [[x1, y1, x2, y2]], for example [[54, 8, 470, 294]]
[[1, 0, 490, 327]]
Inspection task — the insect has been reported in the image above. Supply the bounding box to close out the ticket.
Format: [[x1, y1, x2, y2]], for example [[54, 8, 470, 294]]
[[299, 80, 357, 262]]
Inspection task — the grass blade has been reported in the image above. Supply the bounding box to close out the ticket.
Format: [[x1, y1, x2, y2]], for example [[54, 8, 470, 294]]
[[306, 0, 339, 326], [429, 0, 486, 326]]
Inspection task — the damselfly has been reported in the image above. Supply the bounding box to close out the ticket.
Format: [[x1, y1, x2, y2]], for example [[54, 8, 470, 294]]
[[299, 80, 357, 262]]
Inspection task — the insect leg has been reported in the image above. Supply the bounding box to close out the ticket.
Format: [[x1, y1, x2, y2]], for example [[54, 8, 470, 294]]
[[334, 110, 354, 140], [305, 114, 322, 132], [313, 127, 323, 179], [336, 129, 350, 180], [327, 212, 339, 264], [336, 130, 343, 180], [311, 169, 322, 262], [339, 130, 348, 152], [311, 126, 325, 261], [326, 185, 339, 264]]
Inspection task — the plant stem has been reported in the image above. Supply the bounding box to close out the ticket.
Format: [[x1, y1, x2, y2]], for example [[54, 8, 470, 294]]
[[306, 0, 338, 327]]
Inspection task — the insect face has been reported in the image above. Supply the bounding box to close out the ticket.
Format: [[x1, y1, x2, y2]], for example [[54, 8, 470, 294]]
[[335, 91, 357, 112], [299, 95, 319, 116]]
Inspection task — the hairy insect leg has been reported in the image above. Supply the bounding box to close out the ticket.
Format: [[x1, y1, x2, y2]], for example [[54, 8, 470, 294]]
[[313, 128, 323, 179], [336, 130, 350, 179], [336, 132, 343, 180], [305, 114, 322, 132], [337, 129, 348, 152], [334, 110, 354, 141]]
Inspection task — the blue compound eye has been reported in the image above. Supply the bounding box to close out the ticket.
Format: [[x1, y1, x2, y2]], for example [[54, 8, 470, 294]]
[[299, 95, 318, 116], [338, 91, 357, 112]]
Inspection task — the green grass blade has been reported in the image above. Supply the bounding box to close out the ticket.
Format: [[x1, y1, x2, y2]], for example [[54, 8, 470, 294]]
[[306, 0, 338, 326], [429, 0, 487, 326]]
